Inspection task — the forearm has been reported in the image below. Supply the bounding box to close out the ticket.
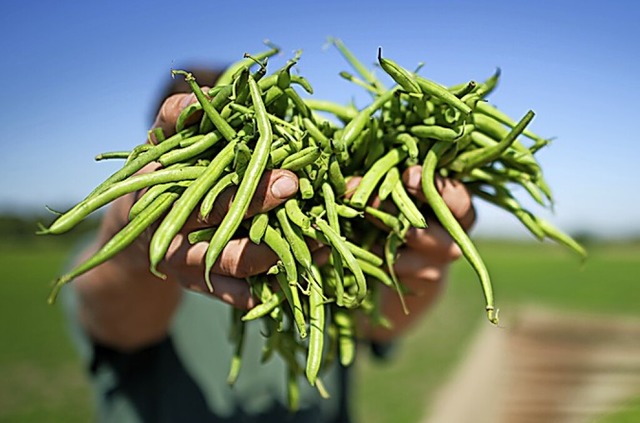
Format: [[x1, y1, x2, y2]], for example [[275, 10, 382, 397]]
[[72, 194, 182, 352]]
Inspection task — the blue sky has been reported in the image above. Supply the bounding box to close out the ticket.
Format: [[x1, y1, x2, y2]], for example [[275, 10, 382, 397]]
[[0, 0, 637, 238]]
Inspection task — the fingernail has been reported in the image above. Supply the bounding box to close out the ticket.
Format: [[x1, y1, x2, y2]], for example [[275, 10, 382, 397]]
[[271, 176, 298, 199]]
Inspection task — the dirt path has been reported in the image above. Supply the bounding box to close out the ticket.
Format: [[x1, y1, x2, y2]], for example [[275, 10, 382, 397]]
[[423, 307, 640, 423]]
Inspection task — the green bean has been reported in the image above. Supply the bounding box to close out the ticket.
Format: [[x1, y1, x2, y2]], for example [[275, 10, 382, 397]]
[[449, 80, 477, 98], [450, 110, 535, 172], [275, 207, 312, 269], [328, 156, 347, 197], [378, 166, 401, 202], [517, 176, 547, 207], [349, 147, 408, 209], [475, 101, 548, 145], [468, 131, 540, 178], [422, 140, 498, 324], [377, 48, 421, 93], [322, 183, 340, 234], [335, 204, 363, 219], [175, 101, 203, 132], [384, 232, 409, 314], [80, 127, 198, 201], [269, 144, 294, 167], [315, 218, 367, 305], [410, 124, 461, 142], [339, 88, 397, 148], [347, 128, 372, 172], [125, 144, 155, 165], [305, 264, 325, 386], [172, 70, 237, 142], [199, 172, 238, 221], [536, 217, 587, 260], [263, 85, 285, 108], [258, 70, 312, 95], [475, 67, 501, 98], [346, 241, 383, 267], [391, 180, 427, 229], [215, 43, 280, 87], [355, 204, 402, 233], [186, 227, 214, 245], [149, 141, 237, 280], [415, 75, 472, 116], [304, 99, 358, 122], [394, 133, 419, 160], [204, 77, 273, 290], [328, 37, 385, 94], [339, 70, 379, 95], [248, 213, 269, 244], [274, 124, 304, 152], [356, 258, 395, 290], [291, 75, 314, 94], [299, 176, 314, 200], [302, 117, 331, 151], [94, 151, 130, 161], [48, 186, 183, 303], [322, 182, 346, 306], [363, 126, 387, 169], [229, 103, 302, 134], [280, 146, 322, 171], [284, 87, 311, 118], [227, 307, 245, 386], [472, 113, 530, 154], [333, 307, 356, 366], [41, 166, 205, 235], [241, 289, 285, 321], [284, 199, 311, 230], [272, 258, 307, 339], [230, 66, 251, 105], [471, 185, 545, 240], [286, 366, 300, 412], [129, 179, 191, 221], [159, 131, 223, 167], [148, 127, 166, 144]]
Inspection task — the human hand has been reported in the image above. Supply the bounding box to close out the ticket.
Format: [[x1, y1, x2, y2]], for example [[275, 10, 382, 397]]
[[106, 92, 300, 309], [345, 165, 475, 341]]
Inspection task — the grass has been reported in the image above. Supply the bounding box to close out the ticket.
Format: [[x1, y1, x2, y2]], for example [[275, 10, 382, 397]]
[[0, 240, 93, 422], [352, 239, 640, 423], [1, 238, 638, 422]]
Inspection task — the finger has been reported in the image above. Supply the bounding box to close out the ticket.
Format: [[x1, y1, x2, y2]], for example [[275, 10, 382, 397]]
[[167, 235, 280, 279], [402, 165, 476, 231], [150, 92, 200, 141], [180, 272, 257, 309], [197, 169, 299, 227], [403, 222, 463, 263], [392, 247, 446, 283], [390, 274, 445, 305]]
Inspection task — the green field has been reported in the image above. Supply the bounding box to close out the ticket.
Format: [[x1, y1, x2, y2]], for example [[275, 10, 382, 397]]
[[1, 238, 639, 422]]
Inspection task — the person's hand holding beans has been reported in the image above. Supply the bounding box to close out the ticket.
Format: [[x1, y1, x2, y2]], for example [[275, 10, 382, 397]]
[[72, 92, 299, 349], [344, 165, 475, 342]]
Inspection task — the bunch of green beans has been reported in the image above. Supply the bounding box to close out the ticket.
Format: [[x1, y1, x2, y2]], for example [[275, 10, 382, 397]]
[[41, 40, 585, 409]]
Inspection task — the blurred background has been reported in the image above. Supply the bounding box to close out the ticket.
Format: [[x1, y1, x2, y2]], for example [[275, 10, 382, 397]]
[[0, 0, 638, 422]]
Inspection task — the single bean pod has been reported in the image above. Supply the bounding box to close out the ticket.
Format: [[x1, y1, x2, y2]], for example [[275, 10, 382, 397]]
[[48, 186, 183, 303], [42, 166, 206, 235], [422, 140, 498, 324], [204, 77, 274, 290], [349, 147, 408, 209]]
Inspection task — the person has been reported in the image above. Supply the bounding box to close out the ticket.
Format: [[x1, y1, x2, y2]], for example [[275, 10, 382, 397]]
[[59, 69, 476, 423]]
